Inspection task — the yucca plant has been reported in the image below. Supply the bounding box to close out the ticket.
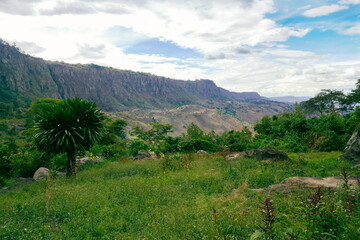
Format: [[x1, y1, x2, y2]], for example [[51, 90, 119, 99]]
[[34, 97, 105, 177]]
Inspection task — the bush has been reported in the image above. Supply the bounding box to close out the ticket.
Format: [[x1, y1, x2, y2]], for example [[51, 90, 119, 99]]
[[89, 142, 127, 159], [161, 153, 192, 171], [10, 150, 47, 178], [0, 123, 8, 132], [0, 154, 12, 179], [299, 187, 346, 239], [158, 136, 182, 153], [0, 176, 5, 188], [179, 139, 222, 153], [128, 140, 149, 156], [7, 127, 17, 136], [49, 153, 67, 171]]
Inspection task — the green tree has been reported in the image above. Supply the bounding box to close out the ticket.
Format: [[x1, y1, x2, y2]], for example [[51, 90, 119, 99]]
[[186, 122, 204, 139], [345, 79, 360, 110], [25, 98, 62, 128], [223, 128, 252, 152], [34, 98, 105, 177], [301, 89, 345, 116], [28, 98, 63, 116], [109, 119, 127, 139], [131, 122, 173, 146], [98, 118, 128, 145]]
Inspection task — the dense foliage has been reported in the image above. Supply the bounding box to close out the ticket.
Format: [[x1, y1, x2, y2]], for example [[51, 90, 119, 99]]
[[253, 106, 360, 152], [2, 80, 360, 184]]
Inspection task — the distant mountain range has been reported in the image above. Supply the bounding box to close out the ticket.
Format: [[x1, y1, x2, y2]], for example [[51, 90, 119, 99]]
[[0, 39, 290, 133], [267, 96, 310, 104]]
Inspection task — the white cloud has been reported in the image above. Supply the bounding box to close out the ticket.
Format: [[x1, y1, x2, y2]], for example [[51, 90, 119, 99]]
[[14, 41, 46, 54], [200, 47, 360, 97], [0, 0, 358, 97], [0, 0, 309, 59], [303, 4, 348, 18], [343, 23, 360, 34], [339, 0, 360, 5], [297, 5, 312, 11]]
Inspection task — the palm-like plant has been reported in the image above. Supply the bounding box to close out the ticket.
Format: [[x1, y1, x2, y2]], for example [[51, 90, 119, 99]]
[[34, 97, 105, 177]]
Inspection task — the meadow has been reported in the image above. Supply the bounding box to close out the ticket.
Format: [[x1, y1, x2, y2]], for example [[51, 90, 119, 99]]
[[1, 152, 360, 239]]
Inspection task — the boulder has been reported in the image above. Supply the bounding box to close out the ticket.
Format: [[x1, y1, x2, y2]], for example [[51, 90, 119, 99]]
[[225, 152, 246, 161], [134, 150, 151, 160], [253, 176, 359, 193], [340, 127, 360, 163], [197, 150, 209, 155], [247, 147, 289, 162], [33, 167, 50, 181], [76, 156, 103, 167]]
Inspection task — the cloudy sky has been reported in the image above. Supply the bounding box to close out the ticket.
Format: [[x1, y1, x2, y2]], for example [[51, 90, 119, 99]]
[[0, 0, 359, 97]]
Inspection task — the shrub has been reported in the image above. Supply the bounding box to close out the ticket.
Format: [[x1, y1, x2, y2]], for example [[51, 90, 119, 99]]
[[10, 150, 47, 178], [180, 139, 222, 153], [0, 176, 6, 187], [299, 187, 346, 239], [0, 155, 13, 178], [161, 153, 192, 171], [49, 153, 67, 171], [158, 136, 182, 153], [0, 123, 8, 131], [128, 140, 149, 156]]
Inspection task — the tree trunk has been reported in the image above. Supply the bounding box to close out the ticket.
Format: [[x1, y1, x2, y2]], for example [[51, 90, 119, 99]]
[[66, 152, 77, 177]]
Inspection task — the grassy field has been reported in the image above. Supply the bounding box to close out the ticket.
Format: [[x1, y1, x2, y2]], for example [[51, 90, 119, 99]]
[[1, 152, 360, 239]]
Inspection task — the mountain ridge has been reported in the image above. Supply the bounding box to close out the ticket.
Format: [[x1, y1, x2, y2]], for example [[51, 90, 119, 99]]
[[0, 39, 288, 132]]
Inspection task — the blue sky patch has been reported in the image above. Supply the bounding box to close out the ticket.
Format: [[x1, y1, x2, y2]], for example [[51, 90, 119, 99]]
[[125, 38, 203, 59], [285, 29, 360, 58]]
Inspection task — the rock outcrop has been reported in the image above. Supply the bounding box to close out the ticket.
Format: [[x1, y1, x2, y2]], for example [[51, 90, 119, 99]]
[[252, 176, 358, 193], [134, 150, 151, 160], [225, 152, 246, 161], [197, 150, 209, 155], [247, 147, 289, 162], [224, 148, 289, 162], [33, 167, 51, 181], [76, 156, 103, 167], [339, 127, 360, 163]]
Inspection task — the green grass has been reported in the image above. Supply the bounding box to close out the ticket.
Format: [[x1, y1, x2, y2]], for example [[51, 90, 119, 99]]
[[1, 152, 360, 239]]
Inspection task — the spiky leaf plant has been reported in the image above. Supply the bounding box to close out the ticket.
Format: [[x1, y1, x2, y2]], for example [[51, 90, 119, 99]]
[[34, 97, 105, 177]]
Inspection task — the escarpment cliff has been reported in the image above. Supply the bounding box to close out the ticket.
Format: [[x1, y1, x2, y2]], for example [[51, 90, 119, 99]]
[[0, 39, 288, 127]]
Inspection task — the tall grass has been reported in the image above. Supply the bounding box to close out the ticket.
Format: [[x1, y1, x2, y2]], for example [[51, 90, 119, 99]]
[[1, 152, 360, 239]]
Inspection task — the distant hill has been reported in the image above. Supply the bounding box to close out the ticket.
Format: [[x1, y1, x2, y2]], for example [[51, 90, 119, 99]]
[[267, 96, 310, 104], [0, 39, 289, 131]]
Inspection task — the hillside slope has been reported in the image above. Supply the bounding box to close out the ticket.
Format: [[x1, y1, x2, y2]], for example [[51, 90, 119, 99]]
[[0, 39, 288, 129]]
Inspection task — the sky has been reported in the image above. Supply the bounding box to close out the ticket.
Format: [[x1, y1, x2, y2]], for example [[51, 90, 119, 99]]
[[0, 0, 359, 97]]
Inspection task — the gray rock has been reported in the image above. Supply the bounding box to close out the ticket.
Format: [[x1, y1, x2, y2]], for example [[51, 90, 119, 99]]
[[33, 167, 50, 181], [247, 147, 289, 162], [225, 152, 246, 161], [252, 176, 359, 193], [134, 150, 151, 160], [76, 156, 103, 167], [197, 150, 209, 155], [340, 127, 360, 162]]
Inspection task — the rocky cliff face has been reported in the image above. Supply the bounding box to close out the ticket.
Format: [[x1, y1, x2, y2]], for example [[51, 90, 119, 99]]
[[0, 39, 288, 124], [0, 40, 60, 106]]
